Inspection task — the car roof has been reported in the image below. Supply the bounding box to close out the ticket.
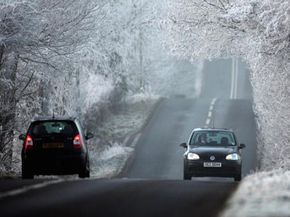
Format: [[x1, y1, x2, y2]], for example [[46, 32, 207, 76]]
[[192, 128, 234, 133], [32, 116, 78, 122]]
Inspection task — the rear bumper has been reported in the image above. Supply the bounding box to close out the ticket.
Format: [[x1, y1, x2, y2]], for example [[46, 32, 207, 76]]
[[22, 153, 86, 175], [185, 160, 241, 177]]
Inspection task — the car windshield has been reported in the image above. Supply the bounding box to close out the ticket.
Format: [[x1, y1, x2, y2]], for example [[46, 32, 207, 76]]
[[189, 131, 236, 146], [30, 121, 77, 137]]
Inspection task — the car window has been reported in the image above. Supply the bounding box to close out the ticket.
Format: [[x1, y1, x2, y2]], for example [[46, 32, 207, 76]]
[[30, 121, 78, 137], [190, 131, 236, 146]]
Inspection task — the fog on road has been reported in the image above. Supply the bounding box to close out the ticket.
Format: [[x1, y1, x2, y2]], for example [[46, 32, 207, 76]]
[[125, 58, 256, 179]]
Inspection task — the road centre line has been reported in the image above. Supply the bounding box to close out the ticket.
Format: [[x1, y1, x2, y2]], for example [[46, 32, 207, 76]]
[[230, 58, 235, 99], [230, 58, 239, 99], [204, 98, 217, 128], [206, 118, 211, 125], [208, 111, 212, 118], [234, 58, 238, 99]]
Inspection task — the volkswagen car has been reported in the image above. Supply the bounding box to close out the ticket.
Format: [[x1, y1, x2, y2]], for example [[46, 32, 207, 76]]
[[180, 128, 245, 181], [19, 117, 94, 179]]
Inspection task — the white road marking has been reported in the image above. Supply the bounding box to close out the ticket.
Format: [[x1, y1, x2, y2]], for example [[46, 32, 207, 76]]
[[230, 58, 235, 99], [206, 118, 211, 125], [131, 133, 141, 147], [230, 58, 239, 99], [0, 179, 63, 200], [204, 98, 217, 128], [123, 135, 131, 146], [234, 58, 239, 99], [208, 111, 212, 118]]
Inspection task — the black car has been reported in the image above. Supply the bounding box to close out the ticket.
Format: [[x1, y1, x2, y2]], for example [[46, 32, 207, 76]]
[[19, 117, 94, 179], [180, 128, 245, 181]]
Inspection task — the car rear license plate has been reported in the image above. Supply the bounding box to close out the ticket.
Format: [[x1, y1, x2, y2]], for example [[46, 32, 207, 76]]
[[42, 143, 64, 149], [203, 162, 222, 167]]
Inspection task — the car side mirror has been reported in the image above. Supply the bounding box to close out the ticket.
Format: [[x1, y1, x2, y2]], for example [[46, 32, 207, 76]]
[[19, 134, 26, 141], [239, 143, 246, 149], [180, 143, 187, 149], [85, 132, 94, 140]]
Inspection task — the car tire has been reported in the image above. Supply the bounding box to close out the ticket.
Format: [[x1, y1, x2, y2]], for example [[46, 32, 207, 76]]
[[79, 169, 90, 178], [234, 174, 242, 181], [183, 165, 191, 180], [79, 160, 90, 178], [184, 172, 191, 180], [22, 164, 34, 179]]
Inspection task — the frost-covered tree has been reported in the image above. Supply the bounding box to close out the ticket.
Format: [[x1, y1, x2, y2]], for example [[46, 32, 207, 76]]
[[0, 0, 100, 169], [165, 0, 290, 170], [0, 0, 162, 172]]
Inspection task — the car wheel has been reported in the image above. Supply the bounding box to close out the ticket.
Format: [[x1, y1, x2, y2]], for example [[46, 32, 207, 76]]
[[22, 164, 34, 179], [79, 161, 90, 178], [234, 174, 242, 181], [184, 172, 191, 180], [79, 169, 90, 178], [183, 164, 191, 180]]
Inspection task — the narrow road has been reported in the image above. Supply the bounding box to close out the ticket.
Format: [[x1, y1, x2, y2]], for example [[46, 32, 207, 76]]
[[125, 58, 256, 179], [0, 59, 256, 217]]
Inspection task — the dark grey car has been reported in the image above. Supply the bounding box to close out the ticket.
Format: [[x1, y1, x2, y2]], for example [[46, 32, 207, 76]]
[[180, 128, 245, 181], [19, 117, 94, 179]]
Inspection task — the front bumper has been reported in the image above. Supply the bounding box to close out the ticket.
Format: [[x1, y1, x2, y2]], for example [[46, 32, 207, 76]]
[[185, 160, 241, 177]]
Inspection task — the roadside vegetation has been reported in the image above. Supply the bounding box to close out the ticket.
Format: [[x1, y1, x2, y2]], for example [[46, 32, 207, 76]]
[[0, 0, 164, 173]]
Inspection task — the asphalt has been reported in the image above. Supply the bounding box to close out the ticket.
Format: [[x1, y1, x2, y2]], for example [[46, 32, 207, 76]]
[[0, 179, 237, 217], [0, 58, 257, 217]]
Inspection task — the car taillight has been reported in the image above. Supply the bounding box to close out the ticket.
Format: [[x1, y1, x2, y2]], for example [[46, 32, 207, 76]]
[[73, 134, 82, 149], [24, 135, 33, 151]]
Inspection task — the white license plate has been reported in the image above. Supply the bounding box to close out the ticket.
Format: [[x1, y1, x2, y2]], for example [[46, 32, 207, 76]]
[[203, 162, 222, 168]]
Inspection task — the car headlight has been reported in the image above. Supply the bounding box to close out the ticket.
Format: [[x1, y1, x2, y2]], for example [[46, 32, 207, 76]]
[[225, 153, 241, 161], [187, 153, 200, 160]]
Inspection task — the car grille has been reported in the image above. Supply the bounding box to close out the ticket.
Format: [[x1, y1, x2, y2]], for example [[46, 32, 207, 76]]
[[199, 153, 226, 161]]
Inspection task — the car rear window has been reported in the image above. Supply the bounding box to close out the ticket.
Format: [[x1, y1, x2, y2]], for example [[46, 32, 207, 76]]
[[190, 131, 236, 146], [30, 121, 78, 137]]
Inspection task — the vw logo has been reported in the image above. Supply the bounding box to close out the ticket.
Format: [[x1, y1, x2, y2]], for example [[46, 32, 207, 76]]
[[210, 156, 215, 161]]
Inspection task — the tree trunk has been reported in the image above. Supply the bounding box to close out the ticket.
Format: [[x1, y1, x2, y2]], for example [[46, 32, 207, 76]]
[[40, 79, 49, 115], [0, 45, 4, 69], [0, 52, 19, 170], [76, 69, 81, 117]]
